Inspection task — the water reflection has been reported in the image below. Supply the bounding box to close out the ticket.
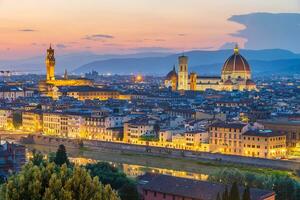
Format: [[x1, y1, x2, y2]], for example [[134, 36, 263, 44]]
[[26, 144, 212, 181], [70, 157, 208, 181]]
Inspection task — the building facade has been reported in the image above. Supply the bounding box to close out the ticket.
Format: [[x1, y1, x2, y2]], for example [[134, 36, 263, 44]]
[[39, 45, 93, 98], [165, 46, 257, 92]]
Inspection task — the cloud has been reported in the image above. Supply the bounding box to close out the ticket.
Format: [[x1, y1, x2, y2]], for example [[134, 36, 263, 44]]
[[19, 29, 37, 32], [228, 12, 300, 52], [83, 34, 114, 41], [219, 42, 237, 50], [56, 43, 67, 48], [178, 34, 186, 36], [130, 47, 173, 52]]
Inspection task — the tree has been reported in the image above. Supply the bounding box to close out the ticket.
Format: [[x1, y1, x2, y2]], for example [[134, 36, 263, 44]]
[[0, 162, 120, 200], [86, 162, 139, 200], [222, 186, 229, 200], [208, 168, 245, 185], [118, 181, 139, 200], [54, 145, 70, 166], [216, 192, 221, 200], [242, 186, 251, 200], [229, 182, 240, 200], [12, 112, 22, 129], [31, 149, 45, 166]]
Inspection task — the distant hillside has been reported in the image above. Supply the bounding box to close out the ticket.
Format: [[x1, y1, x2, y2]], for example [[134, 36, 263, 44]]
[[0, 52, 171, 74], [73, 49, 300, 75]]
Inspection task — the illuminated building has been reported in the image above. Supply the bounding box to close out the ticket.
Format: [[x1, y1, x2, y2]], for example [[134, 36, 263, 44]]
[[123, 118, 155, 143], [177, 55, 189, 90], [164, 66, 177, 91], [260, 118, 300, 148], [84, 115, 124, 141], [39, 45, 93, 98], [43, 112, 69, 137], [209, 122, 245, 155], [209, 122, 287, 158], [22, 111, 43, 132], [60, 86, 124, 101], [164, 45, 257, 91], [0, 109, 13, 130], [242, 130, 286, 159]]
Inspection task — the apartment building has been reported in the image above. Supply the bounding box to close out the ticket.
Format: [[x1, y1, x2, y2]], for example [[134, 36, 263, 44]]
[[242, 129, 286, 159], [209, 122, 246, 155], [22, 110, 43, 132]]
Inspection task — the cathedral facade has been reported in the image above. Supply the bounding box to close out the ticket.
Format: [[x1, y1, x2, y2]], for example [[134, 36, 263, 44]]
[[39, 45, 93, 98], [164, 46, 257, 92]]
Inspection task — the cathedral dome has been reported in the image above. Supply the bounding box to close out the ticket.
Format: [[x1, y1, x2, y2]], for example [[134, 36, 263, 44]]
[[166, 66, 178, 80], [221, 45, 251, 80]]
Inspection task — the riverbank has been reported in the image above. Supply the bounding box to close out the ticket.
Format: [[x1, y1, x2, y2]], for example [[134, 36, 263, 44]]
[[24, 141, 297, 180], [21, 134, 300, 172]]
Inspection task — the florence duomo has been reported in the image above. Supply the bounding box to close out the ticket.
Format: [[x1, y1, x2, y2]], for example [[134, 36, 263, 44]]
[[165, 45, 257, 92]]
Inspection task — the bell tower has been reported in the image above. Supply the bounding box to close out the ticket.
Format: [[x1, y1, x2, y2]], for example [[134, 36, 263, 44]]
[[178, 55, 188, 90], [46, 44, 55, 81]]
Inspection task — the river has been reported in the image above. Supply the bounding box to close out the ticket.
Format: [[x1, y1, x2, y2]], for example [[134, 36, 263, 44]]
[[25, 144, 221, 181]]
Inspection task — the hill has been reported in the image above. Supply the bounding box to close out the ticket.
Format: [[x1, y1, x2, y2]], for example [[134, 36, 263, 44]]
[[73, 49, 300, 75]]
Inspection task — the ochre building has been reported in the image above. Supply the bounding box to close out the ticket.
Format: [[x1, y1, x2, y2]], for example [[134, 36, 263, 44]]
[[39, 45, 93, 98]]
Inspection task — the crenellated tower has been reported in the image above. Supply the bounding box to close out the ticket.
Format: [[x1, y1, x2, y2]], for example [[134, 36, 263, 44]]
[[45, 44, 55, 81], [178, 55, 188, 90]]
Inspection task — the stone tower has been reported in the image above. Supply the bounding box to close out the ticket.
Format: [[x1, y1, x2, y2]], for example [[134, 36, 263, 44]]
[[45, 44, 55, 81], [190, 72, 197, 91], [178, 55, 188, 90]]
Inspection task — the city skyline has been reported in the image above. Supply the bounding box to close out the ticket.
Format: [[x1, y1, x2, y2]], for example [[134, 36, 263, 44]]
[[1, 0, 300, 60]]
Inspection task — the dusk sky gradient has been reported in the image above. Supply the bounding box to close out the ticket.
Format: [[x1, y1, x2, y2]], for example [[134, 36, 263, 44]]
[[0, 0, 300, 59]]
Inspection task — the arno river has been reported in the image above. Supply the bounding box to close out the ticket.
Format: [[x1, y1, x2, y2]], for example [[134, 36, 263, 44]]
[[24, 144, 218, 181]]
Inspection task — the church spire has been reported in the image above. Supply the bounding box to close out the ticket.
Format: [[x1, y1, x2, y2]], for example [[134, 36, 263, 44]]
[[64, 69, 68, 80]]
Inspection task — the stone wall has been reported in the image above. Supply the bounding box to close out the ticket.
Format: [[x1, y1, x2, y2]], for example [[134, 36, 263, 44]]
[[23, 134, 300, 171]]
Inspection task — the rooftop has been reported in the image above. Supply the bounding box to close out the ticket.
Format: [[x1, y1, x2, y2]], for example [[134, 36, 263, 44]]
[[138, 173, 274, 200]]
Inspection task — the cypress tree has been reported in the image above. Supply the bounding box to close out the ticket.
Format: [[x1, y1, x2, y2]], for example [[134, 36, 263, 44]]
[[222, 186, 229, 200], [216, 192, 221, 200], [229, 182, 240, 200], [242, 186, 251, 200], [54, 144, 70, 166]]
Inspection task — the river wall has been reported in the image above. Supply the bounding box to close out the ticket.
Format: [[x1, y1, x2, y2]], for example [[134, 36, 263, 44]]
[[21, 134, 300, 171]]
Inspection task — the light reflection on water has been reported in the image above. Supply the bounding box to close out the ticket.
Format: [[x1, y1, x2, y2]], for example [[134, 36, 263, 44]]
[[69, 157, 209, 181], [26, 146, 209, 181]]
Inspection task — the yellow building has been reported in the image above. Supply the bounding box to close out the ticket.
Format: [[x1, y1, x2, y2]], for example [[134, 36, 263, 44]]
[[242, 130, 286, 159], [42, 112, 86, 138], [61, 86, 121, 101], [0, 108, 13, 130], [39, 45, 93, 98], [165, 45, 257, 92], [22, 111, 43, 133], [123, 118, 155, 143], [43, 112, 68, 137], [209, 122, 245, 155]]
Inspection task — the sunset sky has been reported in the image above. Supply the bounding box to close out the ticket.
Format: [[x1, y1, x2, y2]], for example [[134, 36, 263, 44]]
[[0, 0, 300, 59]]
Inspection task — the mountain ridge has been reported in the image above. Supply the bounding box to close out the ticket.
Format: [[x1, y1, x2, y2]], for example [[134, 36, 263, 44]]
[[73, 49, 300, 75]]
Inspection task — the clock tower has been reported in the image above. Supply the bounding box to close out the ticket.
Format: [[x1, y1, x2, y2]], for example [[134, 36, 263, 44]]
[[46, 44, 55, 81]]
